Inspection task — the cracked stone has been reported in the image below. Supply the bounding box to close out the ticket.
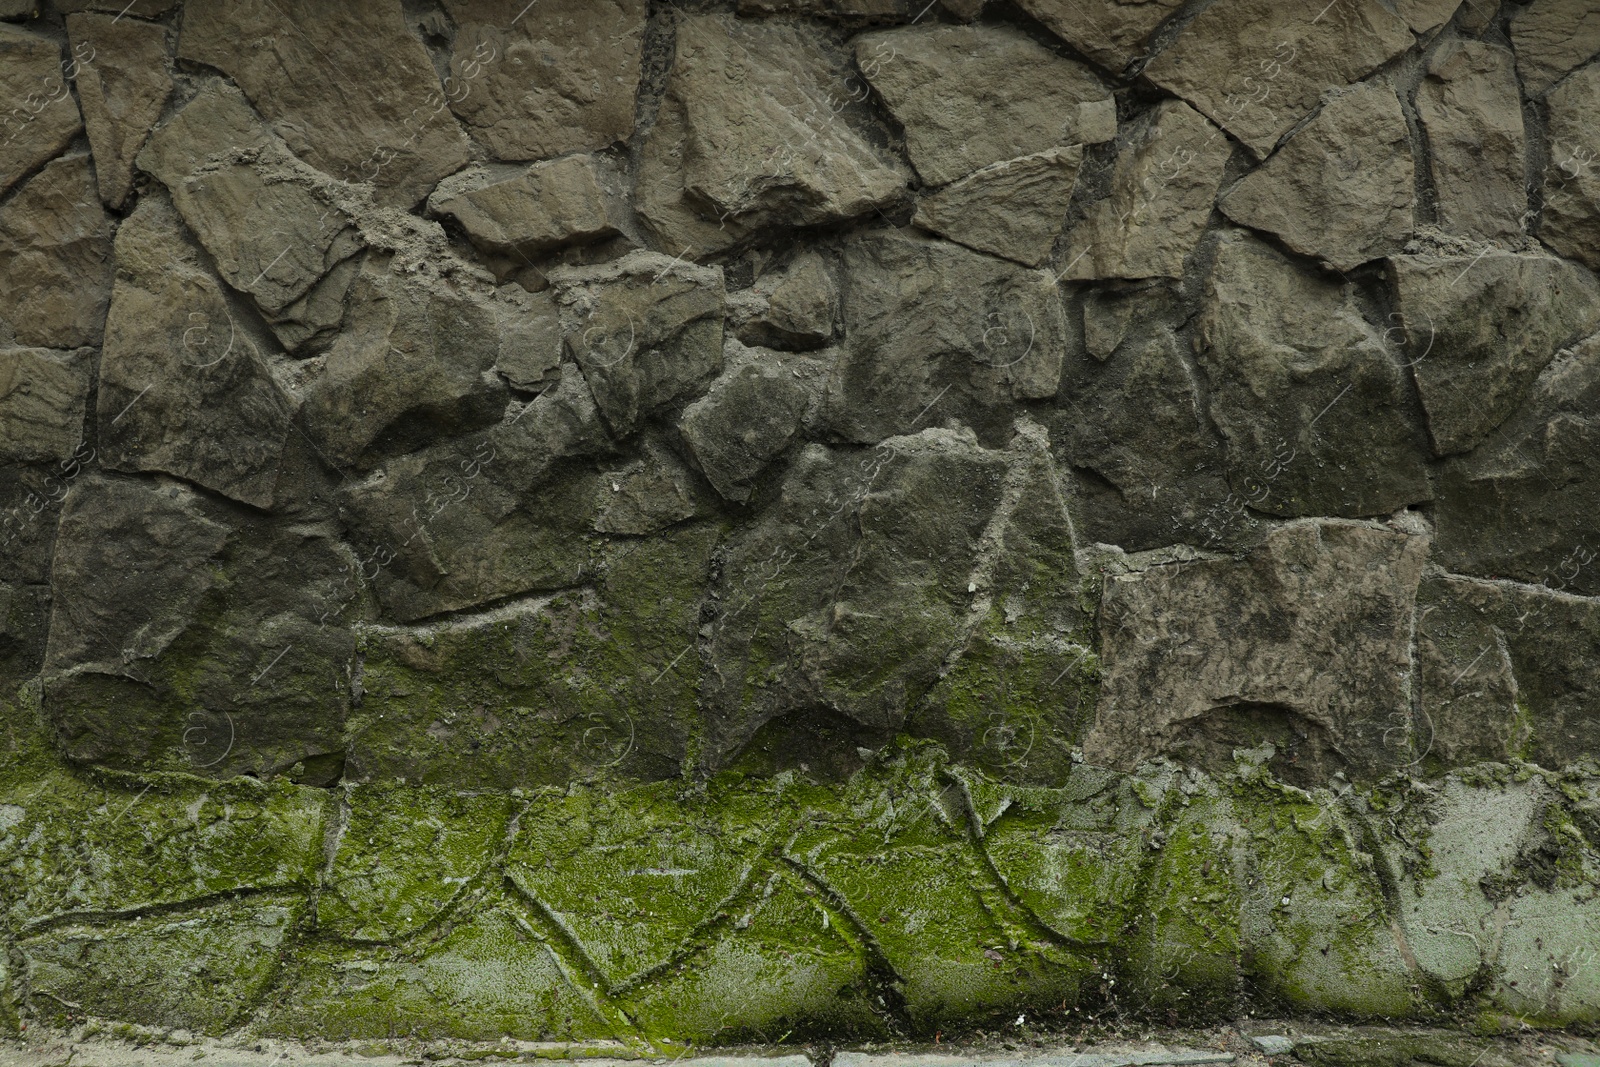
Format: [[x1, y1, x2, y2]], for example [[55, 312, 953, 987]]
[[0, 153, 114, 350], [914, 146, 1082, 268], [854, 23, 1115, 187], [440, 0, 646, 162], [1543, 63, 1600, 270], [1062, 100, 1232, 281], [679, 343, 825, 502], [65, 12, 172, 210], [96, 194, 295, 510], [0, 25, 82, 197], [1395, 0, 1464, 33], [1416, 39, 1528, 241], [1389, 248, 1600, 456], [178, 0, 471, 206], [1141, 0, 1412, 160], [1086, 517, 1431, 779], [428, 154, 625, 258], [593, 436, 715, 534], [1196, 230, 1432, 518], [731, 252, 838, 351], [1510, 0, 1600, 97], [1219, 82, 1414, 273]]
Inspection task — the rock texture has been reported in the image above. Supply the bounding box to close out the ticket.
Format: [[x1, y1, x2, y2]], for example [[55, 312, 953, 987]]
[[1, 0, 1599, 1046]]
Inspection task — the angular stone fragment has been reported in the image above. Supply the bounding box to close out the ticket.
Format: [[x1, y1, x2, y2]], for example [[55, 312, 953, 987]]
[[705, 428, 1013, 764], [1219, 83, 1414, 273], [44, 475, 356, 779], [1087, 518, 1431, 778], [679, 345, 822, 502], [593, 437, 711, 534], [0, 153, 114, 349], [337, 378, 611, 622], [548, 250, 725, 437], [1415, 40, 1528, 240], [914, 147, 1082, 267], [1196, 231, 1431, 517], [1142, 0, 1412, 160], [1395, 0, 1463, 34], [1418, 574, 1600, 767], [1390, 249, 1600, 455], [139, 85, 364, 317], [1433, 333, 1600, 596], [0, 25, 82, 196], [492, 285, 562, 390], [855, 24, 1115, 186], [1511, 0, 1600, 97], [738, 0, 907, 17], [51, 0, 177, 14], [1062, 100, 1231, 281], [440, 0, 646, 161], [65, 12, 172, 209], [0, 348, 92, 465], [826, 230, 1068, 444], [428, 155, 623, 257], [730, 252, 838, 350], [1543, 64, 1600, 270], [636, 15, 911, 259], [1014, 0, 1184, 72], [178, 0, 470, 206], [301, 257, 509, 469], [1050, 286, 1254, 552], [97, 195, 294, 509]]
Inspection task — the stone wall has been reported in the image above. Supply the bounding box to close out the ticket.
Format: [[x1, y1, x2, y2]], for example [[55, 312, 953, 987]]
[[2, 0, 1600, 1045]]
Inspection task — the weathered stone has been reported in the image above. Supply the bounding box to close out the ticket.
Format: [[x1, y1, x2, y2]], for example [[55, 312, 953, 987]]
[[0, 348, 92, 465], [593, 436, 713, 535], [1141, 0, 1412, 160], [679, 345, 821, 502], [0, 154, 114, 349], [51, 0, 178, 14], [139, 84, 364, 317], [1543, 64, 1600, 270], [0, 25, 82, 196], [43, 474, 356, 779], [1062, 100, 1231, 281], [348, 526, 714, 784], [826, 230, 1068, 444], [1218, 83, 1414, 273], [22, 898, 299, 1035], [704, 428, 1017, 765], [428, 155, 624, 258], [737, 0, 907, 17], [1013, 0, 1184, 72], [548, 250, 726, 437], [731, 252, 838, 350], [1389, 249, 1600, 455], [855, 24, 1115, 187], [336, 384, 611, 622], [1050, 285, 1254, 552], [914, 146, 1082, 268], [65, 12, 172, 209], [636, 15, 911, 259], [178, 0, 471, 206], [440, 0, 646, 162], [1197, 231, 1432, 518], [0, 0, 35, 15], [1395, 0, 1463, 33], [1510, 0, 1600, 97], [97, 195, 295, 509], [491, 285, 562, 390], [1416, 39, 1528, 241], [301, 256, 509, 469], [1417, 574, 1600, 768], [1087, 518, 1431, 778], [1433, 333, 1600, 597]]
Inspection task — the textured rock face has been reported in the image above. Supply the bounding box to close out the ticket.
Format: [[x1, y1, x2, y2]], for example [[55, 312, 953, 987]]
[[4, 0, 1600, 1045]]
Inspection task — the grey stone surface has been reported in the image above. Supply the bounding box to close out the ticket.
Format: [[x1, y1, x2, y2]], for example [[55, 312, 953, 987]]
[[0, 25, 82, 197], [0, 153, 114, 349], [0, 348, 93, 465], [428, 154, 625, 257], [1510, 0, 1600, 97], [854, 23, 1115, 186], [730, 252, 839, 350], [1218, 83, 1413, 272], [679, 343, 824, 502], [914, 146, 1082, 267], [1013, 0, 1184, 72], [1415, 39, 1528, 240], [65, 13, 172, 210], [1544, 63, 1600, 270]]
